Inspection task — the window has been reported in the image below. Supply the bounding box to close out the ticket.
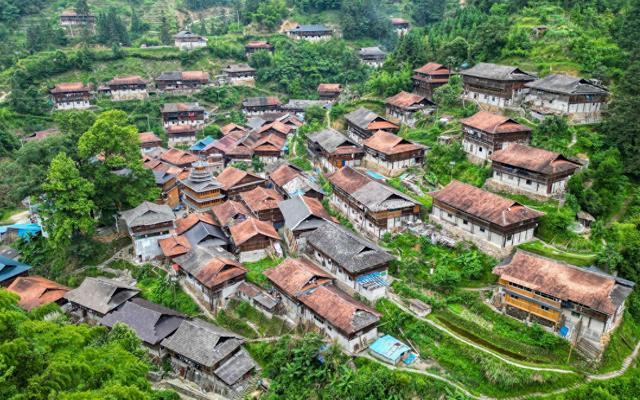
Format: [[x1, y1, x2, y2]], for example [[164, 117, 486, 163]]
[[478, 147, 483, 153], [506, 235, 513, 241], [571, 311, 580, 318], [480, 227, 486, 232], [526, 179, 532, 185], [541, 305, 550, 311], [447, 213, 453, 218], [463, 220, 468, 225]]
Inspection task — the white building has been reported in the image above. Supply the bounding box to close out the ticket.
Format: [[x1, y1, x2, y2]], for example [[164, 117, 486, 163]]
[[460, 63, 537, 109], [119, 201, 176, 261], [174, 31, 208, 50]]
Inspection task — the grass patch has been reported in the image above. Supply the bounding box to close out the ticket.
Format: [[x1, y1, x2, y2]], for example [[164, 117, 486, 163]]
[[518, 240, 596, 267], [227, 299, 290, 337], [598, 312, 640, 373], [244, 256, 283, 286]]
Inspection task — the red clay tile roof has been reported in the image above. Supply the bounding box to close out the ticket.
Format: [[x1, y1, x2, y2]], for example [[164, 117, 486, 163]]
[[160, 148, 198, 166], [263, 258, 333, 296], [205, 134, 253, 157], [257, 121, 292, 136], [461, 111, 532, 134], [299, 285, 380, 335], [363, 130, 425, 155], [181, 71, 209, 80], [50, 82, 90, 93], [216, 167, 262, 190], [240, 187, 283, 213], [368, 120, 399, 131], [229, 217, 280, 245], [166, 124, 197, 134], [301, 196, 332, 221], [317, 83, 342, 92], [7, 276, 69, 311], [493, 251, 627, 315], [193, 257, 247, 289], [414, 62, 449, 75], [220, 123, 247, 136], [108, 75, 146, 85], [246, 41, 273, 49], [211, 200, 250, 226], [431, 180, 544, 226], [327, 166, 370, 193], [391, 17, 409, 25], [159, 236, 191, 258], [175, 213, 219, 234], [139, 131, 161, 144], [252, 134, 286, 152], [385, 91, 427, 108], [270, 164, 302, 187], [490, 144, 580, 175]]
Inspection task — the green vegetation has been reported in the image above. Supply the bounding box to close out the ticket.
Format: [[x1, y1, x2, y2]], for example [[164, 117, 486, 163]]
[[0, 289, 178, 399], [217, 299, 290, 339], [244, 256, 283, 286]]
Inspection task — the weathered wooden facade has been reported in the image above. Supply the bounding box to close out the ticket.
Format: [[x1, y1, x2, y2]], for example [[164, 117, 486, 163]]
[[307, 128, 365, 173], [174, 31, 207, 50], [412, 62, 451, 99], [286, 24, 333, 41], [242, 97, 282, 115], [107, 76, 148, 101], [216, 167, 267, 200], [229, 217, 281, 262], [161, 103, 206, 128], [317, 83, 342, 101], [155, 71, 210, 93], [358, 47, 387, 67], [460, 111, 532, 162], [179, 161, 225, 212], [384, 91, 435, 127], [245, 41, 274, 56], [362, 130, 426, 176], [461, 63, 536, 109], [50, 82, 92, 110], [344, 107, 399, 143]]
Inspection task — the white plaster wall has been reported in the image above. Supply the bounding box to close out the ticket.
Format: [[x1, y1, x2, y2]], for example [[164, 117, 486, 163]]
[[55, 100, 91, 110]]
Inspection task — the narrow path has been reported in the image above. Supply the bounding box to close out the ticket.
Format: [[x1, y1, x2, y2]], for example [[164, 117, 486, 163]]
[[589, 341, 640, 380], [179, 280, 217, 320], [387, 294, 576, 374]]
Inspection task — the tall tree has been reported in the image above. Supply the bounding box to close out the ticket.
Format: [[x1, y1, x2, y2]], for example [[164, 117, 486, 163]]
[[411, 0, 446, 25], [75, 0, 90, 14], [340, 0, 391, 40], [130, 7, 143, 34], [41, 152, 95, 250], [160, 10, 171, 44]]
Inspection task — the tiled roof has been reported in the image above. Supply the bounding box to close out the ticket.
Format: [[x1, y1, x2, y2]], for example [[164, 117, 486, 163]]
[[461, 63, 536, 81], [119, 201, 175, 228], [216, 167, 264, 190], [159, 235, 191, 258], [307, 128, 362, 154], [269, 164, 302, 187], [161, 102, 205, 113], [0, 256, 32, 284], [166, 124, 197, 134], [7, 276, 69, 311], [525, 74, 608, 96], [363, 130, 425, 155], [431, 180, 544, 226], [240, 187, 283, 213], [184, 256, 246, 290], [139, 131, 161, 144], [242, 96, 281, 108], [211, 200, 251, 226], [63, 277, 140, 315], [318, 83, 342, 92], [263, 258, 332, 296], [490, 144, 581, 175], [229, 217, 280, 245], [107, 75, 146, 85], [220, 123, 248, 136], [160, 148, 199, 166], [245, 41, 273, 49], [414, 62, 448, 75], [175, 213, 219, 234], [223, 63, 256, 73], [460, 111, 532, 134], [385, 91, 433, 109], [50, 82, 90, 93], [279, 196, 332, 231]]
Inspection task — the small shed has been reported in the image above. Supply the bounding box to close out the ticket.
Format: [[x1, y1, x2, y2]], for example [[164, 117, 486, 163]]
[[408, 298, 432, 317], [577, 210, 595, 229], [369, 335, 414, 365]]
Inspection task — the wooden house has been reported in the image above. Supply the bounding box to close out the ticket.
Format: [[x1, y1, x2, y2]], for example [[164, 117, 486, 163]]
[[174, 30, 207, 50], [212, 200, 251, 227], [242, 97, 282, 115], [269, 163, 324, 199], [59, 10, 95, 35], [229, 217, 281, 262], [362, 130, 426, 176], [152, 170, 180, 209], [155, 71, 210, 93], [160, 148, 199, 168], [120, 201, 176, 261], [250, 133, 286, 164], [179, 161, 225, 211], [139, 132, 162, 153], [344, 107, 399, 143], [307, 128, 364, 173], [493, 251, 634, 358], [107, 76, 148, 101], [7, 276, 69, 311], [318, 83, 342, 101], [245, 41, 274, 56], [358, 47, 386, 67], [328, 166, 421, 238], [64, 277, 139, 322], [461, 63, 536, 109], [161, 102, 205, 128], [166, 124, 198, 146], [223, 64, 256, 84], [50, 82, 91, 110], [524, 74, 609, 123], [216, 167, 267, 200], [391, 17, 410, 35], [264, 258, 380, 353], [286, 24, 333, 41], [384, 91, 435, 127], [430, 181, 543, 254], [202, 132, 254, 165], [412, 62, 451, 99], [460, 111, 532, 162], [279, 195, 333, 249], [0, 256, 32, 287], [220, 123, 248, 137], [240, 187, 284, 225]]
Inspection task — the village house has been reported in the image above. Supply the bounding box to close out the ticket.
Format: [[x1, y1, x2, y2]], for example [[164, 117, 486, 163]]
[[139, 131, 162, 153], [160, 148, 199, 168], [279, 195, 333, 250], [358, 47, 387, 67], [461, 110, 532, 162], [269, 163, 324, 200], [242, 96, 282, 115], [245, 40, 274, 56], [264, 258, 380, 353], [492, 251, 634, 359], [328, 166, 421, 238], [281, 99, 329, 116], [107, 76, 148, 101], [64, 277, 140, 322], [369, 335, 414, 365], [152, 170, 180, 209], [174, 247, 247, 309], [100, 298, 184, 359], [159, 235, 191, 259], [216, 167, 267, 200], [0, 255, 31, 287], [318, 83, 342, 101], [362, 130, 426, 176], [160, 319, 257, 395], [246, 113, 302, 132], [50, 82, 92, 110], [202, 132, 254, 165], [286, 24, 333, 41], [430, 180, 543, 255], [391, 17, 410, 35], [250, 133, 287, 164], [524, 74, 609, 123], [412, 62, 451, 99], [155, 71, 210, 94], [488, 144, 581, 199], [229, 217, 281, 262], [212, 200, 251, 227], [307, 128, 365, 173], [253, 120, 293, 138], [59, 10, 95, 34], [174, 30, 208, 50], [223, 64, 257, 84], [385, 91, 436, 127], [166, 124, 198, 146], [461, 63, 537, 109], [120, 201, 176, 261], [345, 107, 399, 143], [221, 123, 248, 137], [179, 161, 225, 212], [176, 212, 230, 251], [7, 276, 69, 311], [305, 222, 393, 301], [240, 187, 285, 226], [236, 281, 280, 318], [161, 103, 206, 128]]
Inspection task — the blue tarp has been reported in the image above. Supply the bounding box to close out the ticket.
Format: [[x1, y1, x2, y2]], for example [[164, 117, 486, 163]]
[[366, 170, 386, 181], [0, 255, 31, 283], [369, 335, 411, 364], [0, 223, 42, 238], [189, 136, 215, 152]]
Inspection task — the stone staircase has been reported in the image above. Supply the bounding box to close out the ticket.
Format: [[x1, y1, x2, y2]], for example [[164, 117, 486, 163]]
[[576, 338, 602, 361]]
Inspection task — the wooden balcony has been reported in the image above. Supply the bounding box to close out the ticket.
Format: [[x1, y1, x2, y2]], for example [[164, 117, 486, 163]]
[[504, 294, 561, 324], [499, 280, 561, 309]]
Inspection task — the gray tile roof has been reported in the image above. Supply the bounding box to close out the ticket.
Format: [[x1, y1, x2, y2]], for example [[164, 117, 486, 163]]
[[174, 246, 234, 275], [182, 222, 230, 248], [160, 318, 244, 368], [161, 103, 205, 113], [351, 180, 417, 211], [100, 298, 184, 345], [461, 63, 537, 81], [214, 348, 257, 386], [358, 46, 386, 57], [307, 128, 358, 153], [279, 197, 329, 231], [525, 74, 608, 95], [345, 107, 381, 130], [288, 24, 332, 33], [64, 277, 140, 315], [156, 71, 182, 81], [153, 170, 175, 185], [305, 222, 394, 274], [119, 201, 175, 228]]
